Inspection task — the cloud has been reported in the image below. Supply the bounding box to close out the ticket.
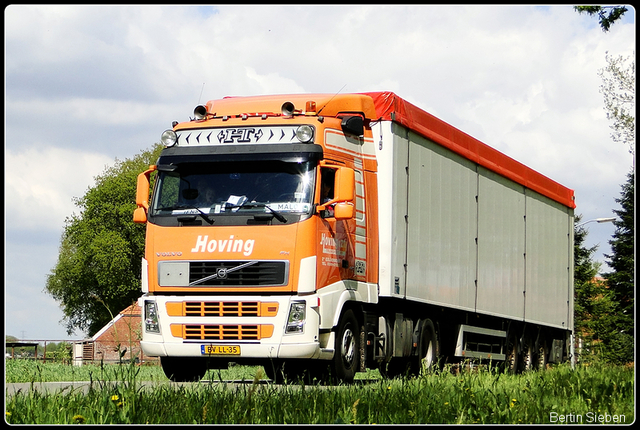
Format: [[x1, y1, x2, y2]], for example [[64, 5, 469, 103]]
[[4, 5, 635, 340], [5, 147, 114, 232], [244, 67, 307, 95]]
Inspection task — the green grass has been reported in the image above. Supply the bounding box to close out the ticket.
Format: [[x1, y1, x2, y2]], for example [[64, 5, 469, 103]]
[[4, 359, 380, 384], [5, 359, 254, 384], [5, 360, 634, 424]]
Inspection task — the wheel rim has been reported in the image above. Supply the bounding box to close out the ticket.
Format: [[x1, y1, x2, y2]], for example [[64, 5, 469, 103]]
[[418, 320, 438, 374], [341, 327, 356, 368], [536, 340, 548, 370], [506, 335, 518, 373], [522, 338, 534, 371], [422, 341, 434, 368]]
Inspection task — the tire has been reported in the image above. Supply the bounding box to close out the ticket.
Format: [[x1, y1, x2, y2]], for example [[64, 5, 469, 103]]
[[290, 359, 332, 385], [521, 334, 534, 372], [504, 331, 519, 374], [535, 336, 549, 370], [332, 309, 360, 383], [380, 358, 412, 379], [160, 357, 208, 382], [380, 318, 440, 379], [263, 358, 286, 384], [264, 359, 331, 385], [417, 319, 440, 373]]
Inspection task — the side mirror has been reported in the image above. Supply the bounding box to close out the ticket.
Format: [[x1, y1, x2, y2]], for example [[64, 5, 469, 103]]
[[340, 115, 364, 137], [133, 165, 157, 224], [316, 166, 355, 218], [334, 167, 355, 203], [133, 207, 147, 223], [334, 202, 355, 220]]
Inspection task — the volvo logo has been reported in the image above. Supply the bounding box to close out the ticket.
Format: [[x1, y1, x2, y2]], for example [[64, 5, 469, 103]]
[[189, 260, 258, 286]]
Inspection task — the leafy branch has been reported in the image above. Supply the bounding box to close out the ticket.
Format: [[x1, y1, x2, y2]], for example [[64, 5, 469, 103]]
[[574, 6, 629, 32]]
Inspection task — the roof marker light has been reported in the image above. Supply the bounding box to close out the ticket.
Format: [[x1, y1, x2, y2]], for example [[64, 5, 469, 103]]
[[305, 101, 316, 114]]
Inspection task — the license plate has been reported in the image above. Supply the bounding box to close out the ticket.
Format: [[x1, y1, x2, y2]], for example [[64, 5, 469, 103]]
[[201, 345, 241, 356]]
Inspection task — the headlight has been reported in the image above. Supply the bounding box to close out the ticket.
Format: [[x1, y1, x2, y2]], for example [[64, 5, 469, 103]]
[[160, 129, 178, 147], [144, 300, 160, 333], [295, 125, 314, 143], [286, 301, 306, 334]]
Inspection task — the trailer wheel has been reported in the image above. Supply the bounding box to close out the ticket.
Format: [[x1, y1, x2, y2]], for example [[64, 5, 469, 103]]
[[160, 357, 208, 382], [332, 309, 359, 383], [505, 332, 519, 374], [535, 336, 549, 370], [417, 319, 440, 373], [521, 335, 534, 371]]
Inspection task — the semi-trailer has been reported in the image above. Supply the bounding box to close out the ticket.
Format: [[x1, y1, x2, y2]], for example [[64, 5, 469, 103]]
[[134, 92, 575, 382]]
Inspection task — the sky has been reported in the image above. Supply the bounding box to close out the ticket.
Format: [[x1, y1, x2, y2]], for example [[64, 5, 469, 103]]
[[4, 5, 635, 341]]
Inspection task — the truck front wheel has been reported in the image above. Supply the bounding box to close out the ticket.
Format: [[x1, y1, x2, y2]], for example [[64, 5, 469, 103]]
[[332, 309, 360, 383], [160, 357, 208, 382]]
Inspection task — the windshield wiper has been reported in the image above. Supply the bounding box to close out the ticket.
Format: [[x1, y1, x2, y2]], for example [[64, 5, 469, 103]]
[[227, 202, 288, 224], [260, 204, 288, 223], [163, 204, 215, 225]]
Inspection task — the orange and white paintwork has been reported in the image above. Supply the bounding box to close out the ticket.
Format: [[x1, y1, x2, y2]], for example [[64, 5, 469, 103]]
[[135, 92, 575, 371]]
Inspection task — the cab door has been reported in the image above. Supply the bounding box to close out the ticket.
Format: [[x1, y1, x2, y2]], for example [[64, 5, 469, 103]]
[[316, 166, 356, 288]]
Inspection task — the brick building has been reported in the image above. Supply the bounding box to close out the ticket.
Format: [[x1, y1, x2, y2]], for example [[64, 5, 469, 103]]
[[74, 303, 158, 365]]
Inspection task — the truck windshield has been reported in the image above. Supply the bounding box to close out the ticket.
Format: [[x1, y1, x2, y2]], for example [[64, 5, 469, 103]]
[[150, 160, 315, 221]]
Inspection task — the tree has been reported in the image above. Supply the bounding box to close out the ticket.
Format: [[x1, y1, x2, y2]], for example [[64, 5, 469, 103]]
[[599, 53, 635, 155], [601, 170, 634, 362], [574, 5, 634, 365], [46, 144, 163, 336], [573, 215, 615, 363], [574, 6, 629, 32], [574, 214, 600, 287]]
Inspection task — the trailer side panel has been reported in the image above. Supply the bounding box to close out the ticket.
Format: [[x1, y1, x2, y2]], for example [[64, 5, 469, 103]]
[[380, 121, 573, 329], [405, 128, 478, 312]]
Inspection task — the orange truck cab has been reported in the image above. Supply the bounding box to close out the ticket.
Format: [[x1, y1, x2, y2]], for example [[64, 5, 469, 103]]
[[135, 92, 575, 383]]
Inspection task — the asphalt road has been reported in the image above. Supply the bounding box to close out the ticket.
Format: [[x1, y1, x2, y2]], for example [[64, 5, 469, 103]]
[[5, 377, 378, 396], [4, 379, 265, 397]]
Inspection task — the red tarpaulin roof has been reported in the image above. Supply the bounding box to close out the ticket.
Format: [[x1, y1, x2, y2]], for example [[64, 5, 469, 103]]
[[362, 91, 576, 209]]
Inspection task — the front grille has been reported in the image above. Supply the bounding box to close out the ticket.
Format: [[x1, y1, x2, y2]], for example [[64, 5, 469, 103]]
[[189, 261, 287, 286], [166, 301, 279, 317], [183, 324, 266, 340], [184, 301, 259, 317]]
